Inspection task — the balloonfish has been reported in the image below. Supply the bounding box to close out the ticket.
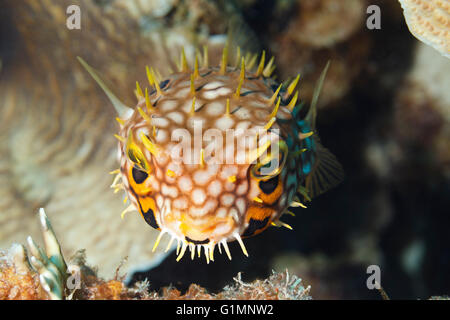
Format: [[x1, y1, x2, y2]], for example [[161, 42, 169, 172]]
[[78, 46, 344, 263]]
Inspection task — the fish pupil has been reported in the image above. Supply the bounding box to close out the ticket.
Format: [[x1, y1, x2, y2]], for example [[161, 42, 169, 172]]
[[132, 166, 148, 184], [259, 175, 279, 194]]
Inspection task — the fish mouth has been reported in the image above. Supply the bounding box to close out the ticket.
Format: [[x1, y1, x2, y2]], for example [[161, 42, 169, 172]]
[[150, 226, 249, 263], [151, 206, 250, 263]]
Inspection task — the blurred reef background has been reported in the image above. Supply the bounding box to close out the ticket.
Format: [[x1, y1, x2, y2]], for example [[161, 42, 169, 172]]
[[0, 0, 449, 299]]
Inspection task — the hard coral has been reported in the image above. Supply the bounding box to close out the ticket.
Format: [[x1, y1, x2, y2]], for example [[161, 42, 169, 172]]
[[398, 0, 450, 58], [286, 0, 366, 49], [0, 209, 69, 300], [393, 43, 450, 174], [1, 245, 312, 300], [218, 271, 311, 300], [0, 252, 46, 300], [272, 0, 371, 109], [134, 271, 311, 300], [0, 209, 311, 300]]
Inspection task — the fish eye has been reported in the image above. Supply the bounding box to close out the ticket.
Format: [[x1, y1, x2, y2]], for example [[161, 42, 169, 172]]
[[250, 141, 288, 181], [258, 175, 279, 194], [132, 165, 148, 184]]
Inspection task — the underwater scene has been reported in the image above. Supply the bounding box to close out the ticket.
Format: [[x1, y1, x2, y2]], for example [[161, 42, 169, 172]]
[[0, 0, 449, 301]]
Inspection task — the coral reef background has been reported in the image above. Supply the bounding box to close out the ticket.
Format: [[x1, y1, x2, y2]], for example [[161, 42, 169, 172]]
[[0, 0, 449, 299], [0, 241, 311, 300]]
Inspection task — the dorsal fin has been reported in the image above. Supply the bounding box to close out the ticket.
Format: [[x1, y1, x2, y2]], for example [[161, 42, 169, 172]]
[[304, 135, 344, 199], [77, 57, 133, 117], [305, 61, 330, 130]]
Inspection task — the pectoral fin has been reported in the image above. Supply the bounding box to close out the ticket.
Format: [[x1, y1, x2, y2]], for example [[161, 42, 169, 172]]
[[304, 137, 344, 199]]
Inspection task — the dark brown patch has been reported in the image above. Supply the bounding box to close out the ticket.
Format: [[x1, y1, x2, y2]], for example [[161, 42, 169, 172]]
[[185, 237, 210, 245], [242, 217, 270, 237], [143, 208, 159, 229]]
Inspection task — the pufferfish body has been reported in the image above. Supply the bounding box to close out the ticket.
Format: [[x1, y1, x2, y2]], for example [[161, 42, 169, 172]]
[[78, 48, 344, 262]]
